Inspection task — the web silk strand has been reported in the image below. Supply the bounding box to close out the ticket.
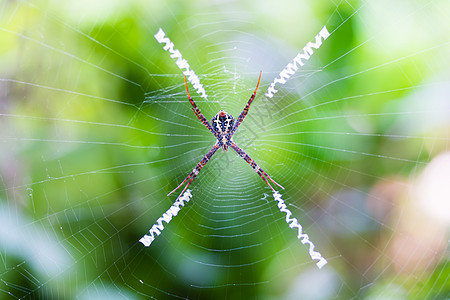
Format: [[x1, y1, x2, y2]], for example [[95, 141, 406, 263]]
[[273, 191, 327, 269], [139, 190, 192, 247], [154, 28, 208, 99]]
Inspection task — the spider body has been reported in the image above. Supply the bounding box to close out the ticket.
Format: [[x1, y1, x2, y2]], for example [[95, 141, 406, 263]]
[[168, 72, 284, 199], [211, 111, 234, 151], [211, 111, 234, 135]]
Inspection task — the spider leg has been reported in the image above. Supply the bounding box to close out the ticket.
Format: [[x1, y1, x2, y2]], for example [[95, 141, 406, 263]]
[[230, 71, 262, 135], [168, 143, 220, 199], [184, 76, 218, 138], [230, 142, 284, 191]]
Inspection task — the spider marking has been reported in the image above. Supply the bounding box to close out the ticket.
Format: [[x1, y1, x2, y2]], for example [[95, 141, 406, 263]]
[[168, 72, 284, 199]]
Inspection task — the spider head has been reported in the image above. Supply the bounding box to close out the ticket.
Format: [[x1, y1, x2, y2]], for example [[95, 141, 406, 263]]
[[211, 111, 235, 135]]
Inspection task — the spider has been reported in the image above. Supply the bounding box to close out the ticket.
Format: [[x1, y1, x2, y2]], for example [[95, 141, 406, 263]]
[[168, 72, 284, 199]]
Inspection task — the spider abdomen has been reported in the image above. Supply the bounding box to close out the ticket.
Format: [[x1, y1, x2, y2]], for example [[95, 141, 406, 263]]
[[211, 111, 235, 134]]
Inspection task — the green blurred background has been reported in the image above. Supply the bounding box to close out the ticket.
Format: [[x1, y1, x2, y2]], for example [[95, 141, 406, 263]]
[[0, 0, 449, 299]]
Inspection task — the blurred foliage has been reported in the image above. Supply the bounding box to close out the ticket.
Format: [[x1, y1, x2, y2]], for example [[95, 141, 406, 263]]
[[0, 0, 449, 299]]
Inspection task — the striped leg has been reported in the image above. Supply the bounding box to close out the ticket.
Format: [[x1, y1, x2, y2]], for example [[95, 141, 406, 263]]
[[230, 71, 262, 135], [184, 77, 217, 138], [168, 143, 220, 199], [230, 142, 284, 191]]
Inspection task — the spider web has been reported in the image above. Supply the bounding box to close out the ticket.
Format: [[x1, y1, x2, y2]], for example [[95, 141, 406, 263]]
[[1, 0, 449, 299]]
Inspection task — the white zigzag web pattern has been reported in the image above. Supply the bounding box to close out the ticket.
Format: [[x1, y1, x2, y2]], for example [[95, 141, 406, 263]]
[[273, 191, 327, 269], [154, 28, 208, 99], [265, 26, 330, 98], [139, 190, 192, 247]]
